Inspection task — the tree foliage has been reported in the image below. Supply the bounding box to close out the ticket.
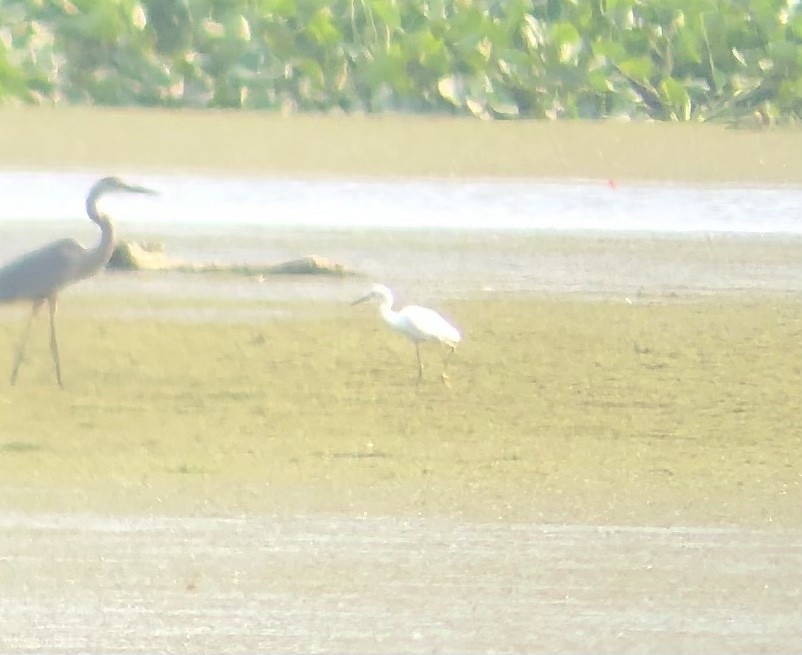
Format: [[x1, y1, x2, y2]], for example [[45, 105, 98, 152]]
[[0, 0, 800, 121]]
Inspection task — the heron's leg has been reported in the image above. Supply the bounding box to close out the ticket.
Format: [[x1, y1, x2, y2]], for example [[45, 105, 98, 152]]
[[10, 300, 44, 385], [415, 343, 424, 383], [440, 345, 456, 385], [47, 296, 63, 389]]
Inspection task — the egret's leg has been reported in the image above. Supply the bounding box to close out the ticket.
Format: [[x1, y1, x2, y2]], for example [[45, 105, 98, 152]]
[[415, 343, 424, 383], [10, 300, 44, 385], [441, 345, 456, 385], [47, 297, 63, 389]]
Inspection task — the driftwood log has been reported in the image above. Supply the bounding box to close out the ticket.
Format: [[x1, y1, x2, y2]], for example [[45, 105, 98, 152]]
[[107, 240, 355, 276]]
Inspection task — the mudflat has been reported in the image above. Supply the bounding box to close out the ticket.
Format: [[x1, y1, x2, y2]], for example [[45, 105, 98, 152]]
[[0, 292, 798, 519], [0, 110, 800, 653], [0, 288, 799, 526]]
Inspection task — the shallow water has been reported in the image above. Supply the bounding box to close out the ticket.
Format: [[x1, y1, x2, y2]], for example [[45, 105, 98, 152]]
[[1, 225, 800, 311], [1, 171, 800, 308], [1, 511, 799, 653], [1, 170, 801, 233]]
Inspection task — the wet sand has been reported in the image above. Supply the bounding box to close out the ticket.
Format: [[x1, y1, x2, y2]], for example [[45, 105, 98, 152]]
[[0, 112, 800, 653], [2, 513, 800, 654]]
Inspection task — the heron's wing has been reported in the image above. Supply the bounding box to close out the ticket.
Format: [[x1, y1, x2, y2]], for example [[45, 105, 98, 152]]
[[0, 238, 87, 303], [399, 305, 461, 345]]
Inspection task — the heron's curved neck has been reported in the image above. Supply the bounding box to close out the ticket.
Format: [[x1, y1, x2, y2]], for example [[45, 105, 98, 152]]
[[82, 189, 116, 277], [86, 187, 109, 226]]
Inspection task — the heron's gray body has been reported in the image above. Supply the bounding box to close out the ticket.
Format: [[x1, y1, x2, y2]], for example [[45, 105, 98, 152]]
[[0, 176, 154, 387], [0, 234, 113, 303]]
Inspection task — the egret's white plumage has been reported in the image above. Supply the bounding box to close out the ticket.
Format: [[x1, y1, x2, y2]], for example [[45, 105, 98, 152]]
[[352, 284, 461, 383]]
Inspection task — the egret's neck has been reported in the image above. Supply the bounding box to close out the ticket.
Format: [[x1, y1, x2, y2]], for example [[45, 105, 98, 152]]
[[378, 298, 397, 326]]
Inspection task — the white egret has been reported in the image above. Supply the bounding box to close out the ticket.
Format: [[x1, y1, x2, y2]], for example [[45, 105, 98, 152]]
[[352, 283, 461, 383]]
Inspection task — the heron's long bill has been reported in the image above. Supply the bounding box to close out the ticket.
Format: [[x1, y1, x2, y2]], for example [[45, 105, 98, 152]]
[[124, 182, 158, 195]]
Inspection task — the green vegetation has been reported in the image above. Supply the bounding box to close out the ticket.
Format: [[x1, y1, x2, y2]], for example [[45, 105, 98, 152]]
[[1, 294, 799, 525], [1, 0, 801, 122]]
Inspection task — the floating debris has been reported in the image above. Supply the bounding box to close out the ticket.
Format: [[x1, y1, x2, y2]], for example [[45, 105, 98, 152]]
[[107, 240, 356, 276], [107, 241, 172, 271]]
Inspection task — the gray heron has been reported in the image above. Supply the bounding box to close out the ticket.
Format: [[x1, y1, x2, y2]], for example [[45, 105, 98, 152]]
[[0, 176, 156, 387]]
